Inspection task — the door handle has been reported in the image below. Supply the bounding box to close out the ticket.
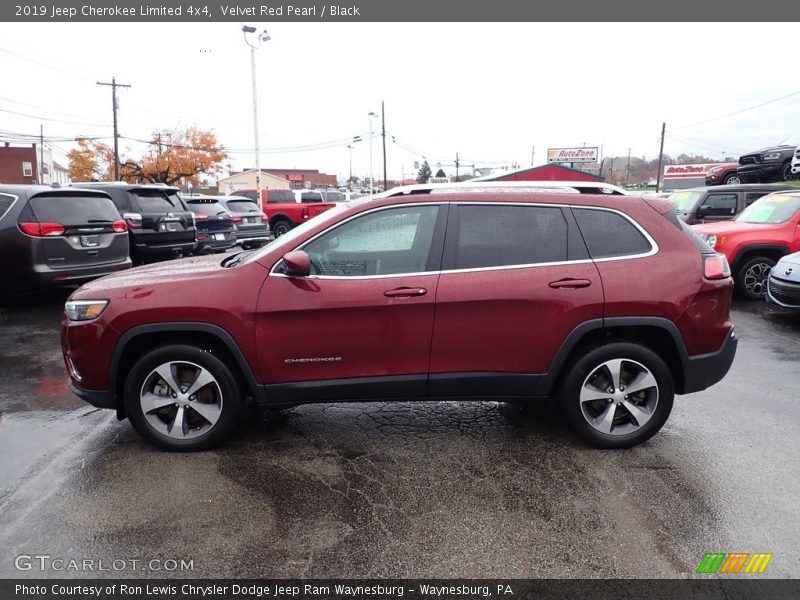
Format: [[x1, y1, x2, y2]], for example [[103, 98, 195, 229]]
[[384, 287, 427, 298], [548, 278, 591, 289]]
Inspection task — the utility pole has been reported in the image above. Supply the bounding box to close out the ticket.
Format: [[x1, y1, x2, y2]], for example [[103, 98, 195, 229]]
[[655, 122, 666, 192], [455, 152, 460, 181], [381, 100, 387, 191], [97, 77, 131, 181], [39, 124, 44, 184], [625, 147, 631, 187], [530, 145, 535, 166]]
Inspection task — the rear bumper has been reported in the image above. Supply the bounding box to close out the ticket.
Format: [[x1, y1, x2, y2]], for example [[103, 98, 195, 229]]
[[32, 258, 132, 287], [681, 327, 738, 394]]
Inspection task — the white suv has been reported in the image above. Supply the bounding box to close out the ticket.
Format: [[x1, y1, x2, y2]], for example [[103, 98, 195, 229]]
[[791, 146, 800, 178]]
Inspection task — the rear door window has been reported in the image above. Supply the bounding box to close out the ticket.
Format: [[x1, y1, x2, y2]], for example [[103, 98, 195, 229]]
[[267, 190, 289, 203], [573, 208, 652, 259], [301, 192, 323, 203], [453, 205, 568, 269], [28, 194, 120, 224]]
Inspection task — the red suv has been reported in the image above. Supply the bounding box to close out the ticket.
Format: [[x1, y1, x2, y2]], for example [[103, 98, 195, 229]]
[[692, 191, 800, 299], [61, 188, 738, 451]]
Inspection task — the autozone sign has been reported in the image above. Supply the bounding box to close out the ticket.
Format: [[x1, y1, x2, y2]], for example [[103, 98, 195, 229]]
[[663, 164, 716, 179], [547, 147, 599, 163]]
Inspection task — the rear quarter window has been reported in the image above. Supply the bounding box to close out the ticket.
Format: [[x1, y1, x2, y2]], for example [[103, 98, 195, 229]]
[[28, 194, 120, 223], [573, 208, 652, 259]]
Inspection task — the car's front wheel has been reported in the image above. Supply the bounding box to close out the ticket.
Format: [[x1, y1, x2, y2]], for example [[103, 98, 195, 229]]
[[736, 256, 775, 300], [780, 161, 793, 182], [723, 173, 741, 185], [123, 345, 242, 451], [562, 342, 674, 449]]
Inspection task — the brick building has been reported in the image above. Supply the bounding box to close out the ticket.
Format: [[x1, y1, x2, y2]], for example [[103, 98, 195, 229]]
[[0, 143, 39, 184]]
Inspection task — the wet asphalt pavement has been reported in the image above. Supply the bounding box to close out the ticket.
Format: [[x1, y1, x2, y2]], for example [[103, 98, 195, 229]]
[[0, 292, 798, 579]]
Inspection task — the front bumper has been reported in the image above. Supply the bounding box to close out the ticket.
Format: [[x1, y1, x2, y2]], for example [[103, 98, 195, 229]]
[[681, 327, 738, 394], [737, 163, 783, 183], [767, 275, 800, 310], [69, 379, 116, 409]]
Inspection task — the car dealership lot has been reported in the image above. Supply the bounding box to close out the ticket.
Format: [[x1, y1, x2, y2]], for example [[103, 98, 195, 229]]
[[0, 295, 798, 578]]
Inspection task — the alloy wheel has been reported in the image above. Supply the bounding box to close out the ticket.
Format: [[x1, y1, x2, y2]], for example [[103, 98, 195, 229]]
[[743, 262, 772, 296], [578, 358, 659, 436], [139, 360, 223, 440]]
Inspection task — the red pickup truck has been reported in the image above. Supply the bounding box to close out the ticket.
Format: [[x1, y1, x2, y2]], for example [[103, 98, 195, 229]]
[[232, 188, 337, 237]]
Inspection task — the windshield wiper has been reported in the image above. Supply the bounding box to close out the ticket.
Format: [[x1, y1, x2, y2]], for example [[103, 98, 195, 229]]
[[223, 250, 254, 268]]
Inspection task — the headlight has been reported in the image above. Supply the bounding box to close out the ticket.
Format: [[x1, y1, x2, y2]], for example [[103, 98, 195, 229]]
[[65, 300, 108, 321], [703, 234, 717, 247], [708, 166, 722, 174], [763, 152, 781, 161]]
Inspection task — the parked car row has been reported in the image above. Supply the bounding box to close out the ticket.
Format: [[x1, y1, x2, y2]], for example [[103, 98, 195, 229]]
[[705, 143, 799, 186], [0, 183, 273, 302], [689, 190, 800, 304]]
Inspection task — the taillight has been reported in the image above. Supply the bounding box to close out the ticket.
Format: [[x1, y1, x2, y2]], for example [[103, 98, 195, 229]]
[[195, 213, 209, 220], [261, 213, 268, 222], [231, 214, 243, 223], [19, 222, 65, 236], [111, 219, 128, 232], [302, 207, 309, 219], [704, 253, 731, 279], [122, 212, 142, 229]]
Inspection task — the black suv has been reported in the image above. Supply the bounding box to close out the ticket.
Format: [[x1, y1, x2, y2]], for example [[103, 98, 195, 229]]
[[0, 185, 130, 301], [182, 195, 237, 254], [216, 195, 271, 249], [71, 183, 195, 263], [737, 144, 796, 183]]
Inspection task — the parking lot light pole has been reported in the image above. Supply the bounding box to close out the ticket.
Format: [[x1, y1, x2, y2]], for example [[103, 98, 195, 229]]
[[368, 111, 377, 195], [242, 25, 270, 209]]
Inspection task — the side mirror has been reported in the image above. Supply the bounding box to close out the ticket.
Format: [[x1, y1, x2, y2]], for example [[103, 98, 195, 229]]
[[282, 250, 311, 277]]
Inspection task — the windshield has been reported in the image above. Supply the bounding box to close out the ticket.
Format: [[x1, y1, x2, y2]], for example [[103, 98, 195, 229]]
[[668, 191, 704, 212], [735, 194, 800, 224], [241, 202, 350, 265]]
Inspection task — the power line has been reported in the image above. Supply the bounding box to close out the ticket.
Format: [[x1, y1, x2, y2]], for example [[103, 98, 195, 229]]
[[674, 89, 800, 131]]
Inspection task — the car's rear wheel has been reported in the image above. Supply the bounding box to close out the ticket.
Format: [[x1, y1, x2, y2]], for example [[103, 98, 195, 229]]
[[723, 173, 741, 185], [562, 343, 674, 449], [736, 256, 775, 300], [272, 219, 292, 237], [123, 345, 242, 451]]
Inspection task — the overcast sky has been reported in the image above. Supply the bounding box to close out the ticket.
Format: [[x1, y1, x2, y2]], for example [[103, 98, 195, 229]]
[[1, 22, 799, 183]]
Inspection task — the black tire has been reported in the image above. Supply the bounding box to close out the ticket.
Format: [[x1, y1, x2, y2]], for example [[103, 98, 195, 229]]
[[780, 161, 792, 182], [123, 344, 243, 451], [735, 256, 775, 300], [272, 219, 292, 237], [561, 342, 674, 449], [723, 173, 741, 185]]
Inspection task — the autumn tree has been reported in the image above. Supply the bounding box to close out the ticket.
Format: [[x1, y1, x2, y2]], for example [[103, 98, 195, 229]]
[[120, 127, 228, 186], [67, 138, 115, 182]]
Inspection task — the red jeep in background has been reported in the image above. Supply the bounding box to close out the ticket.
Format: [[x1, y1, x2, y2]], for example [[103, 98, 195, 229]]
[[704, 162, 741, 186], [693, 191, 800, 299], [233, 188, 337, 237]]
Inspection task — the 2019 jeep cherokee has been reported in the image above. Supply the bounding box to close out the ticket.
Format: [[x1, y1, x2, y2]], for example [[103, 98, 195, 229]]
[[62, 187, 737, 451]]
